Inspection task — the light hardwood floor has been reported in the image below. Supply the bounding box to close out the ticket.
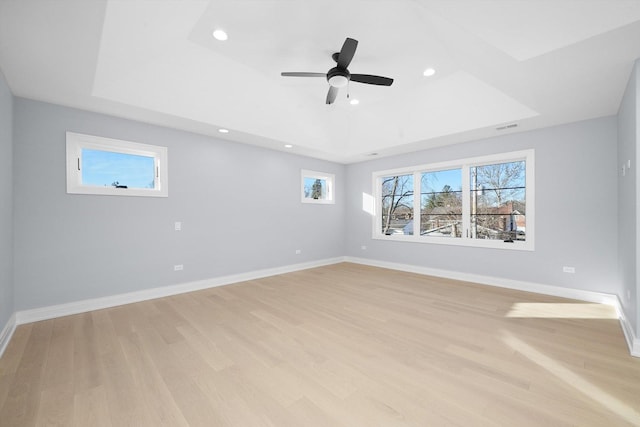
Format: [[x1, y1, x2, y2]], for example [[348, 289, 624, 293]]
[[1, 263, 639, 426]]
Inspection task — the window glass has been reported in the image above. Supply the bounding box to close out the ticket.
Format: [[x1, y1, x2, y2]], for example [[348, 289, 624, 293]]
[[81, 148, 156, 189], [420, 169, 462, 238], [303, 177, 328, 200], [381, 174, 414, 235], [470, 161, 526, 241]]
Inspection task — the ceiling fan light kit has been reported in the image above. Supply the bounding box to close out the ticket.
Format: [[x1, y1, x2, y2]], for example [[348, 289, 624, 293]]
[[281, 37, 394, 104], [328, 68, 349, 88]]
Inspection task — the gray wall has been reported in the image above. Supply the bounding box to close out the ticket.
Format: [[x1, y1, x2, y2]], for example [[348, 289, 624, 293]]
[[0, 70, 13, 328], [13, 98, 345, 311], [346, 117, 620, 295], [618, 60, 639, 336]]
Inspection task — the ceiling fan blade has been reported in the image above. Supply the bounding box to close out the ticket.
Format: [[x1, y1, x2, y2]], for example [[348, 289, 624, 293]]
[[281, 72, 326, 77], [350, 74, 394, 86], [336, 38, 358, 69], [326, 86, 339, 104]]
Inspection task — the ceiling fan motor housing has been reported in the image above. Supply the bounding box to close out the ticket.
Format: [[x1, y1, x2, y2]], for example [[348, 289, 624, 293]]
[[327, 67, 350, 87]]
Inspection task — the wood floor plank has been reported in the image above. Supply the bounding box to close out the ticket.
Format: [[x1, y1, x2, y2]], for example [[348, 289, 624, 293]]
[[98, 341, 155, 426], [1, 263, 639, 426], [41, 316, 75, 390], [0, 323, 33, 411], [0, 321, 53, 427], [72, 312, 102, 394], [135, 325, 228, 427], [72, 385, 112, 427], [117, 331, 191, 427], [35, 384, 74, 427]]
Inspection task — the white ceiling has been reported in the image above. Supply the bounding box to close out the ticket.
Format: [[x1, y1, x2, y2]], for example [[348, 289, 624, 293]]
[[2, 0, 640, 163]]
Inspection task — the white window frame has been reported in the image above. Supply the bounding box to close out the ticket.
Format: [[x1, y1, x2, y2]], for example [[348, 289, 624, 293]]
[[372, 149, 534, 251], [66, 132, 168, 197], [301, 169, 335, 204]]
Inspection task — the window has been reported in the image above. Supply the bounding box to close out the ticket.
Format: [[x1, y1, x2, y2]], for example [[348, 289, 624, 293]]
[[66, 132, 168, 197], [470, 160, 526, 242], [381, 173, 414, 235], [373, 150, 534, 250], [301, 170, 335, 204], [421, 169, 462, 238]]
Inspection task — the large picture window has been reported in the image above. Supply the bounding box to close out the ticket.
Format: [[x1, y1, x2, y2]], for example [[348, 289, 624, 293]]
[[66, 132, 168, 197], [373, 150, 534, 250]]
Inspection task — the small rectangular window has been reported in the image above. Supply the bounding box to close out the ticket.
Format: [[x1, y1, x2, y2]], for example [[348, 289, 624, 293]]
[[301, 170, 335, 204], [66, 132, 168, 197]]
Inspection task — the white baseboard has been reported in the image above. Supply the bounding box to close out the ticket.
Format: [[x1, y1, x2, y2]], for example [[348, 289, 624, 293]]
[[345, 256, 638, 358], [0, 312, 17, 359], [617, 306, 640, 357], [345, 256, 618, 304], [15, 257, 346, 326]]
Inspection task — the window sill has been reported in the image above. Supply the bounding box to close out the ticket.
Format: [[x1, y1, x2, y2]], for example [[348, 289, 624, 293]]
[[372, 234, 534, 251]]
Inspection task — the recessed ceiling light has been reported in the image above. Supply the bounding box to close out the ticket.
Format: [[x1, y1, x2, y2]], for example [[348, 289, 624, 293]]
[[218, 128, 229, 133], [350, 99, 360, 105], [423, 68, 436, 77], [212, 29, 228, 41], [284, 144, 293, 148]]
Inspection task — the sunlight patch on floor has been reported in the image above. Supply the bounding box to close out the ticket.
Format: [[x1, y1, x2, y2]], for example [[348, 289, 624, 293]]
[[505, 303, 617, 319], [502, 332, 640, 425]]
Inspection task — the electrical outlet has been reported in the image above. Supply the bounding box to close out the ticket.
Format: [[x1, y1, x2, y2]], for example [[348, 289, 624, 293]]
[[174, 221, 182, 231], [295, 249, 301, 255], [361, 245, 367, 250], [562, 266, 575, 274], [174, 264, 184, 271]]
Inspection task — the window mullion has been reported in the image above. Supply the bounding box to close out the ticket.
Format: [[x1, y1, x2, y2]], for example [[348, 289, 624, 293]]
[[461, 164, 471, 240], [414, 171, 421, 238], [373, 175, 380, 237]]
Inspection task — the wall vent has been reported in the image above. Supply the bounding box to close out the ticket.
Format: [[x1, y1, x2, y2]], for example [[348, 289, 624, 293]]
[[496, 123, 518, 131]]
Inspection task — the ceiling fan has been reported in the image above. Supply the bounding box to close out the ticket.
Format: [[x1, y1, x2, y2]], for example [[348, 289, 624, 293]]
[[281, 37, 394, 104]]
